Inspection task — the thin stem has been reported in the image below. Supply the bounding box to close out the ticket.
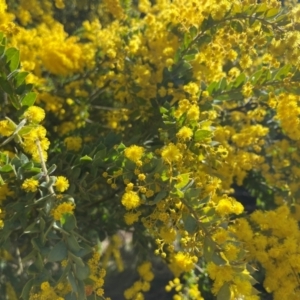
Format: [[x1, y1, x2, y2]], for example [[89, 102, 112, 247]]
[[35, 139, 55, 195], [73, 231, 93, 245]]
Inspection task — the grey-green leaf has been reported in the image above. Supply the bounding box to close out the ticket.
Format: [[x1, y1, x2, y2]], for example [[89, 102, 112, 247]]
[[48, 241, 67, 262]]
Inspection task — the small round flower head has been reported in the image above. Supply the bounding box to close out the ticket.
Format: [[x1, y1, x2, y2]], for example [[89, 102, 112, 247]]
[[121, 191, 141, 210], [54, 176, 69, 193], [176, 126, 193, 141], [21, 178, 39, 192], [0, 120, 14, 137], [64, 136, 82, 152], [124, 145, 144, 163], [24, 106, 45, 123], [51, 202, 75, 220]]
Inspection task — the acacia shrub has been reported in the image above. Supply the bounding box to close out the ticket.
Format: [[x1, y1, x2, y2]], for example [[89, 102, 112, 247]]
[[1, 0, 300, 300]]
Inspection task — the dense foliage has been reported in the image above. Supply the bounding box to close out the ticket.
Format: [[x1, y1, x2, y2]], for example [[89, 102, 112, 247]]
[[1, 0, 300, 299]]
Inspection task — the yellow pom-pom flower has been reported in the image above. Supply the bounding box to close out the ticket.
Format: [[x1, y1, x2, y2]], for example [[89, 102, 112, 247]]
[[64, 136, 82, 152], [21, 178, 39, 192], [0, 120, 14, 137], [51, 202, 75, 220], [23, 106, 45, 123], [161, 143, 182, 164], [124, 211, 141, 225], [124, 145, 144, 163], [176, 126, 193, 141], [54, 176, 69, 193], [121, 191, 141, 210], [55, 0, 65, 9]]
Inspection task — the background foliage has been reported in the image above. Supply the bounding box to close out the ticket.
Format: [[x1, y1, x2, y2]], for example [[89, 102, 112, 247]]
[[1, 0, 300, 299]]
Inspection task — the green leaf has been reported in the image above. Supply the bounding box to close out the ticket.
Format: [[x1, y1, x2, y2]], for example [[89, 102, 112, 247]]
[[231, 20, 243, 33], [62, 214, 77, 231], [233, 73, 246, 88], [171, 188, 184, 198], [203, 237, 216, 261], [14, 71, 29, 87], [273, 64, 291, 81], [16, 83, 33, 96], [20, 278, 34, 300], [217, 283, 231, 300], [218, 77, 227, 91], [70, 167, 81, 180], [212, 251, 227, 265], [68, 271, 78, 293], [0, 164, 13, 172], [175, 173, 190, 190], [189, 25, 198, 38], [24, 222, 39, 234], [250, 69, 263, 85], [194, 129, 212, 142], [65, 293, 78, 300], [57, 261, 71, 285], [28, 262, 40, 274], [183, 214, 198, 233], [22, 250, 37, 263], [265, 7, 280, 19], [47, 164, 57, 175], [5, 47, 20, 71], [77, 280, 86, 300], [0, 77, 13, 94], [21, 92, 37, 107], [80, 155, 93, 162], [67, 233, 81, 253], [35, 253, 44, 271], [48, 241, 67, 262], [69, 251, 85, 267], [152, 191, 168, 203], [185, 188, 202, 201], [75, 264, 90, 280], [18, 125, 35, 136], [207, 81, 218, 94]]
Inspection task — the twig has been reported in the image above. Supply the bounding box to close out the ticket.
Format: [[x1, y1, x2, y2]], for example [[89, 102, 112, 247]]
[[35, 139, 55, 195]]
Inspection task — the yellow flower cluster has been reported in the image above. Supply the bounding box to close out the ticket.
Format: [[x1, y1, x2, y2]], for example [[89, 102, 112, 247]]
[[51, 202, 75, 221], [121, 191, 142, 210], [3, 0, 300, 299], [102, 235, 124, 273], [87, 251, 108, 297], [54, 176, 69, 193], [169, 252, 198, 277], [161, 143, 182, 164], [207, 263, 256, 298], [124, 145, 145, 164], [215, 195, 244, 217], [0, 120, 14, 137], [276, 93, 300, 140], [22, 125, 50, 162], [64, 136, 82, 152], [21, 178, 39, 192], [124, 211, 142, 225], [230, 205, 300, 300], [23, 106, 45, 123], [29, 281, 64, 300], [124, 261, 154, 300]]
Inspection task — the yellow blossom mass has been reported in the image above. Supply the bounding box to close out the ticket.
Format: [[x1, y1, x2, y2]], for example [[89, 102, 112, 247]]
[[51, 202, 75, 221], [23, 106, 45, 123], [121, 191, 142, 210], [21, 178, 39, 193], [54, 176, 69, 193], [124, 145, 144, 163], [161, 143, 182, 164]]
